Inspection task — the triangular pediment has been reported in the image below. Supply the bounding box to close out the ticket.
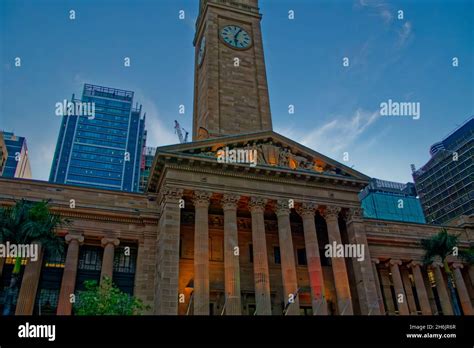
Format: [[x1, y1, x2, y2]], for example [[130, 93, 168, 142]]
[[149, 131, 370, 191]]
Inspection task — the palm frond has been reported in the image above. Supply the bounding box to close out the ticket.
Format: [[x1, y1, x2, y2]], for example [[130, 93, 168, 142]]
[[421, 228, 459, 265]]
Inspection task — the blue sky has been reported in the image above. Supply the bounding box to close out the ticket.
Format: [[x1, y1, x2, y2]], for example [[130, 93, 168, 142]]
[[1, 0, 472, 182]]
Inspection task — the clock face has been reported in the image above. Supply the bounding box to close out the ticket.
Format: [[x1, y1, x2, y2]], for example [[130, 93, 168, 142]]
[[198, 36, 206, 66], [220, 25, 251, 49]]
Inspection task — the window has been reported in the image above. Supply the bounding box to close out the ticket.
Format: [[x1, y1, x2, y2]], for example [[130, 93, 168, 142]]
[[300, 306, 313, 315], [78, 246, 102, 271], [274, 247, 281, 264], [113, 245, 138, 295], [247, 304, 256, 315], [297, 248, 307, 265]]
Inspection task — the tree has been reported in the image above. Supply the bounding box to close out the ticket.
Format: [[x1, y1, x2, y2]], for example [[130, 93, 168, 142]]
[[421, 228, 473, 315], [0, 199, 68, 315], [74, 277, 148, 315]]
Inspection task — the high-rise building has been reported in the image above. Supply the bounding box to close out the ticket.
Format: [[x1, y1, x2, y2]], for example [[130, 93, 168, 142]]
[[139, 146, 156, 192], [49, 84, 146, 192], [0, 132, 8, 176], [359, 178, 426, 223], [1, 131, 32, 178], [413, 117, 473, 225]]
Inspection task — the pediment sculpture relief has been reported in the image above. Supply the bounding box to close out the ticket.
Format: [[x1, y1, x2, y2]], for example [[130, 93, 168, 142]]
[[197, 141, 351, 177]]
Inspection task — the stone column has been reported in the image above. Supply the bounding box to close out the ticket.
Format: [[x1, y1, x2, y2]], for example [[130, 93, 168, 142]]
[[155, 186, 183, 315], [401, 268, 418, 315], [57, 234, 84, 315], [345, 207, 381, 315], [297, 202, 327, 315], [371, 259, 386, 315], [380, 268, 396, 314], [221, 193, 242, 315], [408, 261, 432, 315], [193, 190, 212, 315], [249, 197, 272, 315], [100, 238, 120, 284], [452, 263, 473, 315], [388, 259, 409, 315], [134, 237, 156, 314], [276, 199, 300, 315], [323, 206, 353, 315], [15, 243, 44, 315], [469, 266, 474, 289], [431, 262, 454, 315]]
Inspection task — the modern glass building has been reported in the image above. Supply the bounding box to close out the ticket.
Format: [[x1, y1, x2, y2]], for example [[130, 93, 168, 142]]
[[359, 178, 426, 223], [139, 146, 156, 192], [49, 84, 146, 192], [0, 131, 32, 178], [0, 132, 7, 176], [412, 117, 473, 225]]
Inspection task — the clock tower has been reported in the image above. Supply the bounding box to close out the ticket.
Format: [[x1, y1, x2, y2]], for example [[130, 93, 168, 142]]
[[193, 0, 273, 140]]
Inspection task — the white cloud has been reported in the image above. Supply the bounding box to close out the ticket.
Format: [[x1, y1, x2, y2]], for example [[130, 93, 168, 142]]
[[355, 0, 393, 24], [298, 109, 379, 157], [398, 21, 413, 47], [134, 93, 179, 148], [30, 142, 55, 181]]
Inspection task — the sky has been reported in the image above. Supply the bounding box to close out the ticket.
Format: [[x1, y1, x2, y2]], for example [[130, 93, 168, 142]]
[[1, 0, 473, 183]]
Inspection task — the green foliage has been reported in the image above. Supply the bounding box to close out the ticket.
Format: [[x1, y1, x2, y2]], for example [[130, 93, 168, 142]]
[[420, 227, 474, 316], [0, 199, 69, 315], [74, 277, 149, 315], [420, 228, 459, 265], [0, 199, 68, 270]]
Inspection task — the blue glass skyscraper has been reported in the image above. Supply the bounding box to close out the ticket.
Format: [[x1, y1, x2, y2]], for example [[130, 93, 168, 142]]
[[1, 131, 32, 179], [49, 84, 146, 192]]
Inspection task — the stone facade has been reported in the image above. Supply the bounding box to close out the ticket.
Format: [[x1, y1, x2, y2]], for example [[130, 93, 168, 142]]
[[193, 0, 272, 140], [1, 174, 472, 316]]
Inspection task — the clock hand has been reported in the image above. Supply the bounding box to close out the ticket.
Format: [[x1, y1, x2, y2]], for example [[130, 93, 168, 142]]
[[233, 29, 242, 46], [235, 28, 242, 39]]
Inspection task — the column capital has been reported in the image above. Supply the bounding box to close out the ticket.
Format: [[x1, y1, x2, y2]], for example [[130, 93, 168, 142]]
[[296, 202, 318, 218], [65, 234, 84, 245], [371, 258, 380, 264], [248, 197, 267, 214], [221, 193, 240, 211], [275, 199, 290, 217], [322, 205, 341, 220], [193, 190, 212, 208], [431, 261, 443, 268], [101, 237, 120, 248], [388, 259, 402, 266], [345, 207, 364, 223], [161, 185, 184, 202], [408, 260, 423, 268], [451, 262, 464, 270]]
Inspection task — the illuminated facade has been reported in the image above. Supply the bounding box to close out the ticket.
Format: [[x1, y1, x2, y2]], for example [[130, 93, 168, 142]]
[[0, 132, 7, 176], [1, 131, 32, 179]]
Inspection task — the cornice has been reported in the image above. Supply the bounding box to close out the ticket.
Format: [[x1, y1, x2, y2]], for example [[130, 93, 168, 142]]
[[149, 158, 365, 198]]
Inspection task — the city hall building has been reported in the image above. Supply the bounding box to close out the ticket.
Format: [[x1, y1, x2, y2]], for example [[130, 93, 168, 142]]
[[0, 0, 473, 316]]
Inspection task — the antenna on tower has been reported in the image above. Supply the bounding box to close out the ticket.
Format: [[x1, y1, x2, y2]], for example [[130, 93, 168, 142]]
[[174, 120, 189, 144], [410, 164, 416, 173]]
